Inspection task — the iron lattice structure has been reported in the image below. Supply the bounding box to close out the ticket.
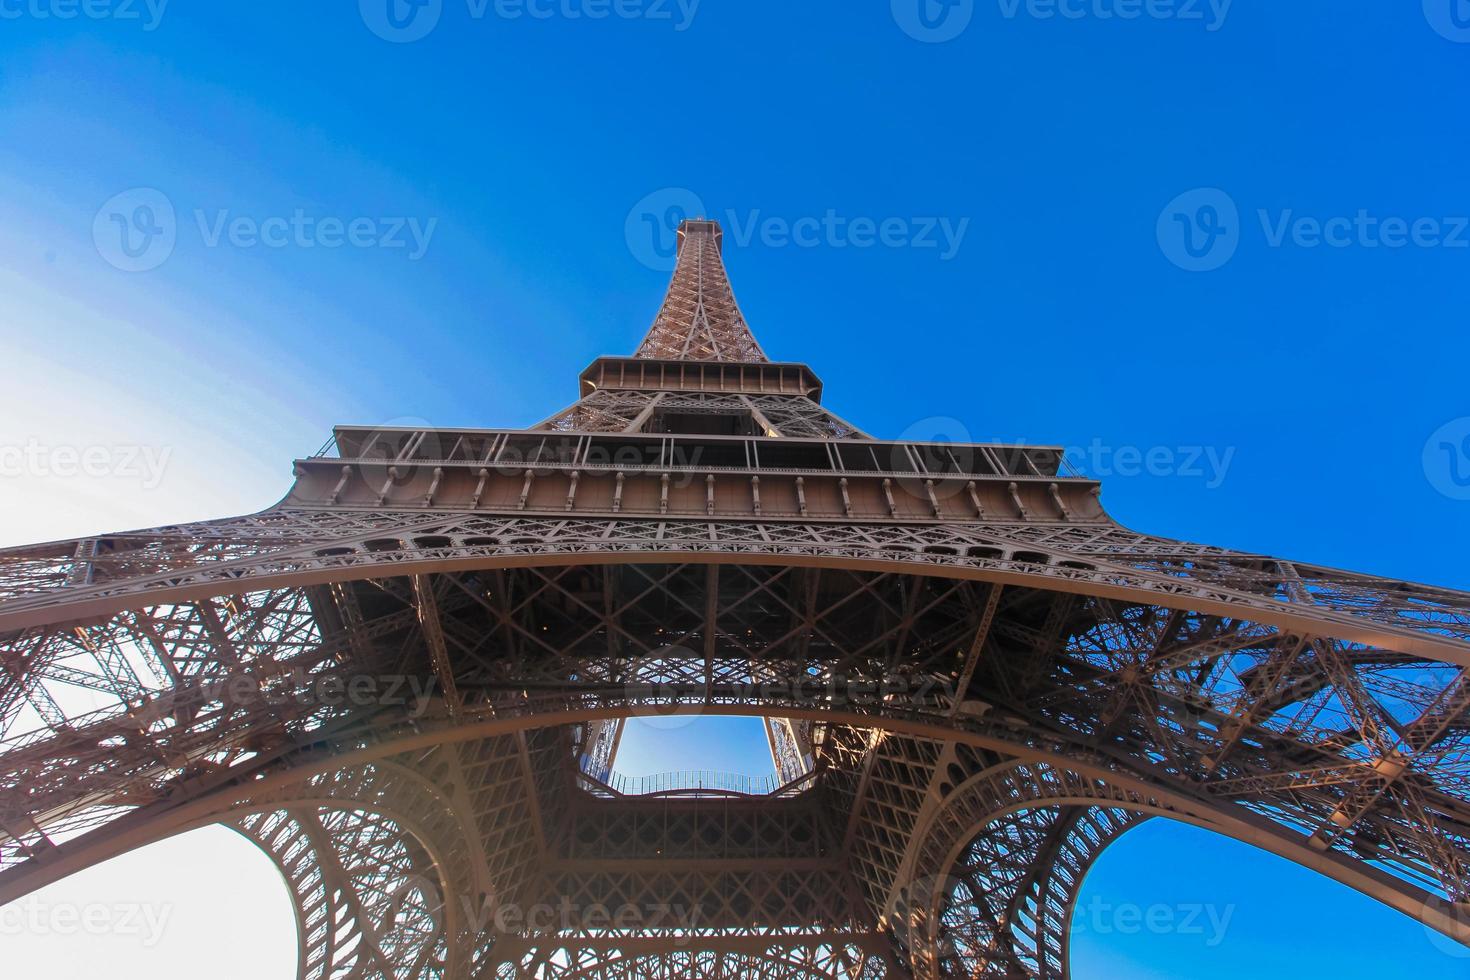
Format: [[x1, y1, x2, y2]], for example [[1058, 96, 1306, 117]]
[[2, 218, 1469, 978]]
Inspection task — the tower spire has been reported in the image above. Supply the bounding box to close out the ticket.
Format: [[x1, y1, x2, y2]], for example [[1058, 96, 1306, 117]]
[[634, 218, 769, 362]]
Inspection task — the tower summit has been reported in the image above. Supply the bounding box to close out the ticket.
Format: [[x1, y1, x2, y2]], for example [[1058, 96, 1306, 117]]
[[1, 219, 1468, 977]]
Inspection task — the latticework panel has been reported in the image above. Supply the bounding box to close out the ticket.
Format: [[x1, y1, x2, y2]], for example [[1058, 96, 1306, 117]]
[[238, 806, 450, 980], [499, 942, 891, 979], [4, 515, 1465, 665], [926, 807, 1139, 979], [226, 755, 498, 980], [633, 220, 767, 363], [537, 390, 865, 440], [844, 734, 946, 917], [897, 760, 1185, 979]]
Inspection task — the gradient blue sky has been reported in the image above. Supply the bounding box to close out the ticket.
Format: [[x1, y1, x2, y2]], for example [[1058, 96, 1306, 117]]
[[2, 2, 1468, 977]]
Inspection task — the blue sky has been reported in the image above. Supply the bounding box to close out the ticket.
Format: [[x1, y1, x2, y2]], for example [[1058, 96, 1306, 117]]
[[1, 2, 1468, 977]]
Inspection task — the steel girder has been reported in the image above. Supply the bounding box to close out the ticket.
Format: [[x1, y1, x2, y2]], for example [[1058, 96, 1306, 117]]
[[2, 512, 1465, 661]]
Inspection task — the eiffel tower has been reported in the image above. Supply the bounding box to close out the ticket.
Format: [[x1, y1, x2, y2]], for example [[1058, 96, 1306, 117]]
[[2, 218, 1468, 978]]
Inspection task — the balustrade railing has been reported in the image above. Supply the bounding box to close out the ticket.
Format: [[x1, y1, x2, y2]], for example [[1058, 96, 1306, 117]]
[[594, 770, 782, 797]]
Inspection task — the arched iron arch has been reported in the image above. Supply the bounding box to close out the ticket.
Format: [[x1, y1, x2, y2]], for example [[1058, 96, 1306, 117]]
[[2, 522, 1466, 664], [3, 556, 1468, 978], [7, 710, 1466, 964], [897, 757, 1462, 978]]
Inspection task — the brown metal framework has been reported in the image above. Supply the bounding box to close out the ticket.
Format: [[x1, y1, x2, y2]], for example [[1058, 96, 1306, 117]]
[[1, 219, 1468, 978]]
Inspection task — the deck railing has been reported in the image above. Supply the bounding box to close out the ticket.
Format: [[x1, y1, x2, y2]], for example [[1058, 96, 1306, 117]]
[[594, 770, 783, 797]]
